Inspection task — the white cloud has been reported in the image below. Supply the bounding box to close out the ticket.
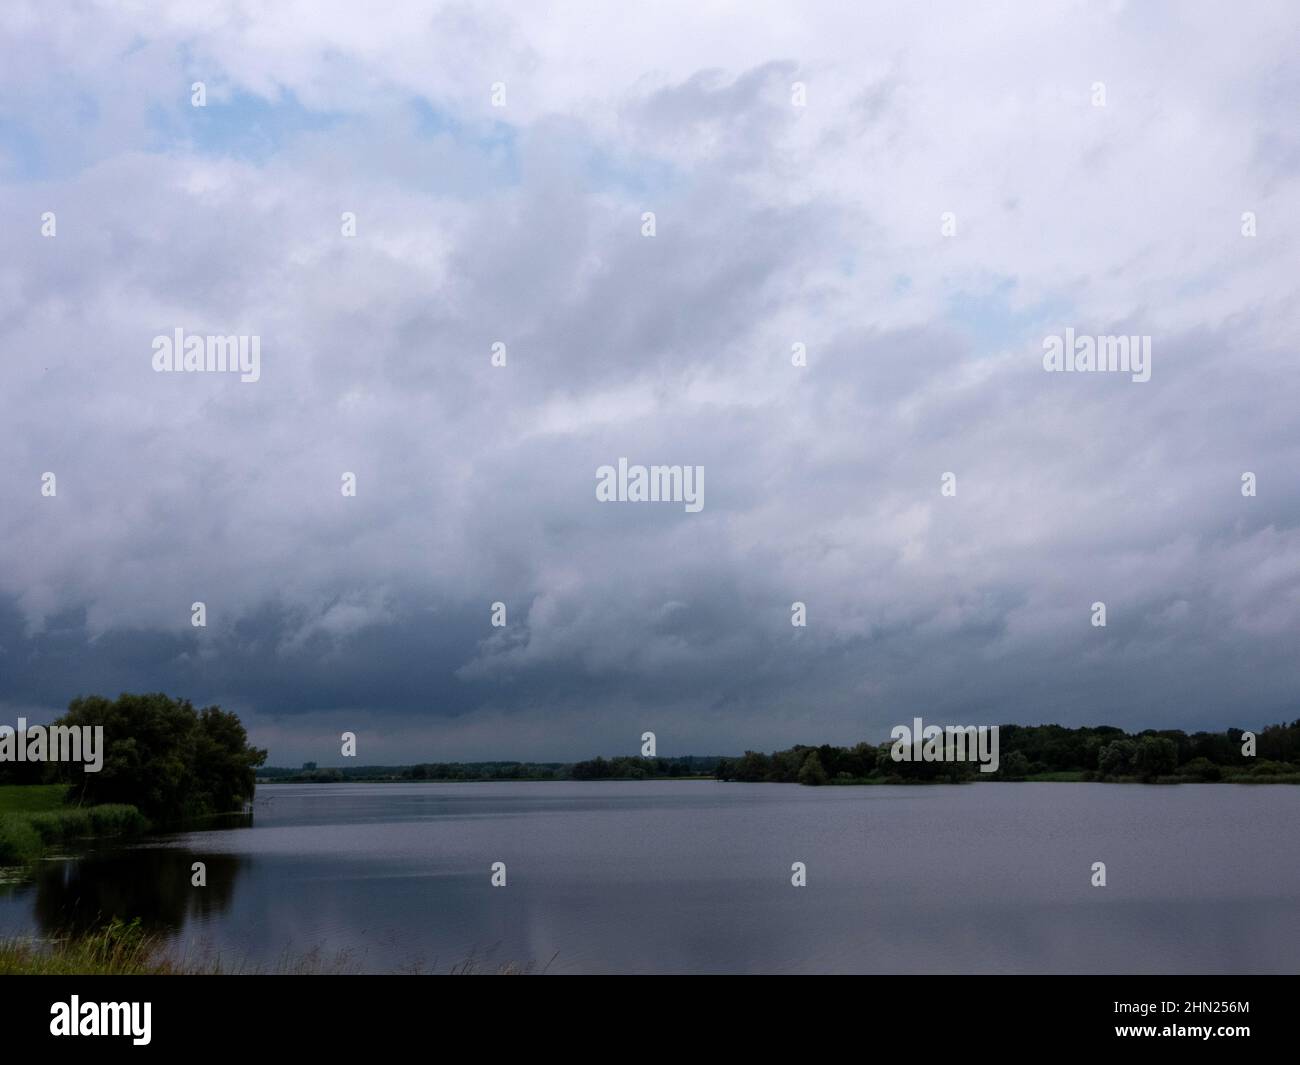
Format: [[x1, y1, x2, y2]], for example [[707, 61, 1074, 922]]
[[0, 1, 1297, 759]]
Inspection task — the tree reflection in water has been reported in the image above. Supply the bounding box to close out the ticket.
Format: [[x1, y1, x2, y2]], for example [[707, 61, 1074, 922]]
[[30, 834, 248, 937]]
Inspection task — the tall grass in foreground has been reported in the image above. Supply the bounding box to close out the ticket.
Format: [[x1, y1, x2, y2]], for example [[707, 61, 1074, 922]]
[[0, 920, 174, 975], [0, 920, 544, 975]]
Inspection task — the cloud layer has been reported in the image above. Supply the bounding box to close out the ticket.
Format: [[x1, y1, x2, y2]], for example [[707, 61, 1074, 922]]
[[1, 1, 1298, 761]]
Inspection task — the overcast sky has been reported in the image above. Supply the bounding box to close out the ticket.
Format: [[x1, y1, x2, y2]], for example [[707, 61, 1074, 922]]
[[1, 1, 1297, 764]]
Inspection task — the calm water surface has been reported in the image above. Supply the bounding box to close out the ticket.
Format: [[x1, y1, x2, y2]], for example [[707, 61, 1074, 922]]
[[2, 781, 1296, 973]]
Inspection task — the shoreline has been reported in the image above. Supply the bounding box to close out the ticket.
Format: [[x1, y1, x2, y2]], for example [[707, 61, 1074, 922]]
[[0, 785, 147, 867], [255, 771, 1300, 786]]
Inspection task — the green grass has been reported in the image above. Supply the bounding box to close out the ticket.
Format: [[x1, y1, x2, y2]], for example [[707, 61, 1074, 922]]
[[0, 919, 543, 975], [0, 784, 70, 814], [1222, 771, 1300, 785], [0, 925, 360, 975], [0, 920, 171, 975], [0, 785, 147, 866]]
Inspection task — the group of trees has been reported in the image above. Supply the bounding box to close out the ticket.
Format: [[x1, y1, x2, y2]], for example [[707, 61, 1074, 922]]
[[569, 755, 721, 780], [405, 761, 566, 782], [721, 743, 884, 785], [715, 721, 1300, 786], [261, 756, 725, 783], [1, 693, 267, 821], [718, 742, 984, 785]]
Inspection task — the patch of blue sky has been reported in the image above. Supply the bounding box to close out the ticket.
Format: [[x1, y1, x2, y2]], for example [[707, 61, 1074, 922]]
[[1171, 270, 1220, 302], [148, 88, 344, 164], [943, 277, 1071, 354], [0, 117, 46, 181], [579, 141, 679, 200], [410, 97, 678, 199], [409, 97, 520, 184], [0, 88, 100, 182]]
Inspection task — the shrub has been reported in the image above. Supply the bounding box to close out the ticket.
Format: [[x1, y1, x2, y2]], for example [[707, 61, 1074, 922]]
[[798, 751, 828, 786], [996, 751, 1031, 781], [0, 805, 145, 865], [0, 816, 43, 864], [1176, 757, 1221, 782], [1248, 760, 1295, 776]]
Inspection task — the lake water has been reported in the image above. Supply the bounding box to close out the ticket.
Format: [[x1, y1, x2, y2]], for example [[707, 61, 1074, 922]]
[[2, 781, 1297, 973]]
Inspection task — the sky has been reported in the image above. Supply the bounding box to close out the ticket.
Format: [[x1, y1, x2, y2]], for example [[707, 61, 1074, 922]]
[[0, 1, 1297, 764]]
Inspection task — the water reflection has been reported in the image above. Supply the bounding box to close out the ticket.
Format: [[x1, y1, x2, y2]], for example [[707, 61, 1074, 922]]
[[2, 783, 1298, 972], [27, 844, 247, 936]]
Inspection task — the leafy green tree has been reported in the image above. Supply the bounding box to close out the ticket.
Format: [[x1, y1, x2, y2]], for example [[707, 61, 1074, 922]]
[[54, 693, 266, 821], [798, 750, 828, 786], [1134, 736, 1177, 781], [996, 750, 1031, 780], [725, 751, 772, 782], [190, 705, 265, 813], [1097, 738, 1137, 779]]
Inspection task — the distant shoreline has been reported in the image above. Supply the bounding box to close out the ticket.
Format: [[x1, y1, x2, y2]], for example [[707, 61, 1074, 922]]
[[257, 773, 1298, 786], [256, 720, 1300, 787]]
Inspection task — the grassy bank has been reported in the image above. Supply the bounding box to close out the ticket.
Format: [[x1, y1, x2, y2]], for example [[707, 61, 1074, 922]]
[[0, 785, 147, 865], [0, 920, 174, 975], [0, 783, 69, 813], [0, 926, 363, 975], [0, 920, 540, 975]]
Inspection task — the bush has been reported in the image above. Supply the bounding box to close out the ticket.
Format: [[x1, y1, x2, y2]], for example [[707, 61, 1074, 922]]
[[1248, 760, 1295, 776], [87, 804, 149, 835], [1176, 757, 1221, 782], [996, 751, 1031, 781], [0, 805, 145, 865], [798, 751, 828, 786], [0, 816, 43, 864]]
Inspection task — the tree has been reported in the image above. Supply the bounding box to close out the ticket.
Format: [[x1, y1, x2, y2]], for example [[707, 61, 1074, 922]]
[[1097, 738, 1137, 779], [798, 750, 828, 786], [190, 705, 266, 813], [723, 751, 772, 782], [997, 750, 1031, 781], [1133, 736, 1177, 781], [54, 693, 266, 821]]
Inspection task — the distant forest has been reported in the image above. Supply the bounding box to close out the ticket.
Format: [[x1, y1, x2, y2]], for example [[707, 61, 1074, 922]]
[[717, 721, 1300, 785], [260, 720, 1300, 786], [260, 755, 725, 784]]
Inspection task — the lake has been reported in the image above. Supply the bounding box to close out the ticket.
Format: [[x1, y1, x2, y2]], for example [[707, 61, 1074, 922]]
[[2, 781, 1297, 973]]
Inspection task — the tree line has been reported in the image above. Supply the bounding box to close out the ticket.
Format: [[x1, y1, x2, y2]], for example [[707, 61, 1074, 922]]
[[261, 755, 726, 783], [715, 721, 1300, 785]]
